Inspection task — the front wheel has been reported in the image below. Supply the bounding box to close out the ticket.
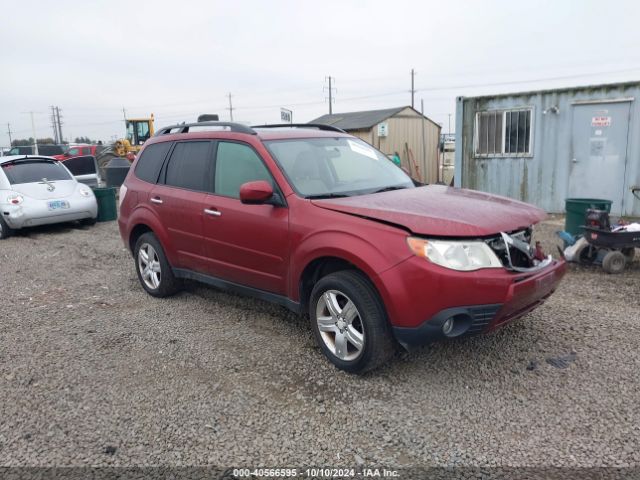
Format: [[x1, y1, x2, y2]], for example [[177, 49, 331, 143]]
[[134, 232, 181, 297], [0, 216, 15, 239], [309, 270, 396, 373]]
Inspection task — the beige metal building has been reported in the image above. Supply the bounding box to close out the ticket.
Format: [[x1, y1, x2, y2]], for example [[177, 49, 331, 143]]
[[311, 106, 441, 183]]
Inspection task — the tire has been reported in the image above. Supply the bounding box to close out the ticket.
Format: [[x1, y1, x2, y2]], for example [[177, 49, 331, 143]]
[[602, 250, 626, 274], [80, 217, 97, 227], [309, 270, 396, 373], [0, 216, 15, 239], [576, 243, 597, 264], [622, 247, 636, 263], [133, 232, 181, 297]]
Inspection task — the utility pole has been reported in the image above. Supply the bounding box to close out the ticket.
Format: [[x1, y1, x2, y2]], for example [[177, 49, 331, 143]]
[[324, 76, 336, 114], [227, 93, 234, 121], [421, 99, 428, 182], [448, 113, 452, 135], [55, 107, 63, 143], [50, 106, 59, 143], [6, 123, 13, 146], [410, 69, 416, 109], [122, 107, 127, 121], [29, 112, 39, 155]]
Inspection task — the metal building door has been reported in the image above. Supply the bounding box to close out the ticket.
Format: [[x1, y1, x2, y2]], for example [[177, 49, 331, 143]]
[[568, 101, 631, 215]]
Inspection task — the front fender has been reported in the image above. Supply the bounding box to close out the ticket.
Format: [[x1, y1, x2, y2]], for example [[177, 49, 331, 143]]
[[289, 227, 411, 302]]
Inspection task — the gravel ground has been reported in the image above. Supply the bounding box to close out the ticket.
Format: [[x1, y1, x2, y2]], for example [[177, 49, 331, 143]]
[[0, 217, 639, 469]]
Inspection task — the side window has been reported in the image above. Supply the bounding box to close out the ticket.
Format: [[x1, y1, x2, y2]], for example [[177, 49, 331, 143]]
[[134, 142, 172, 184], [68, 147, 79, 156], [164, 141, 212, 191], [214, 142, 273, 198]]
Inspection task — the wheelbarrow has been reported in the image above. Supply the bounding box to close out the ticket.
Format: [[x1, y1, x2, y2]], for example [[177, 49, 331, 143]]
[[580, 226, 639, 273], [576, 199, 640, 274]]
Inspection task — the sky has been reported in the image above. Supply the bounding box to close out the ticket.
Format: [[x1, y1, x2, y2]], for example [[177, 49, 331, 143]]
[[1, 0, 640, 145]]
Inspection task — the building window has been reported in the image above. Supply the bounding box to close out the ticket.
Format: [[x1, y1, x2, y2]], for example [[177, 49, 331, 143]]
[[475, 108, 532, 156]]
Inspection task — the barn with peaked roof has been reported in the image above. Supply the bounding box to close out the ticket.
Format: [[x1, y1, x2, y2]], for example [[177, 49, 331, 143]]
[[311, 106, 441, 184]]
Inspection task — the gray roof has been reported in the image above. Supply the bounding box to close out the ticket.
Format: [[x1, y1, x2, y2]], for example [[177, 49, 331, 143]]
[[310, 106, 411, 130], [459, 79, 640, 101]]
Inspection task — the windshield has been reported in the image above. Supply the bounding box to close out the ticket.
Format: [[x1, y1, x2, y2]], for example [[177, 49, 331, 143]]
[[265, 137, 414, 197], [1, 160, 72, 184]]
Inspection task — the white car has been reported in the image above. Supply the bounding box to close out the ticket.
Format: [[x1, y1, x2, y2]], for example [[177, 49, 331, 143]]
[[0, 155, 98, 239]]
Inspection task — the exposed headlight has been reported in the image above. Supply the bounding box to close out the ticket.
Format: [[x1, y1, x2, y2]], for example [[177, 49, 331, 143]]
[[407, 237, 503, 271], [78, 187, 91, 197], [7, 194, 23, 205]]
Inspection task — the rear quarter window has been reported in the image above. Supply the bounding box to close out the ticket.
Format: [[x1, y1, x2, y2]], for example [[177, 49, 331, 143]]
[[1, 161, 72, 184], [164, 141, 212, 191], [134, 142, 172, 184]]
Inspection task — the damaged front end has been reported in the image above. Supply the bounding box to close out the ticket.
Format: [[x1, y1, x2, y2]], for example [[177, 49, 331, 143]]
[[486, 228, 553, 273]]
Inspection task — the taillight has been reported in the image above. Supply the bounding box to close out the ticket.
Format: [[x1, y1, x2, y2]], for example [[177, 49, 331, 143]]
[[119, 184, 127, 209], [7, 194, 23, 205]]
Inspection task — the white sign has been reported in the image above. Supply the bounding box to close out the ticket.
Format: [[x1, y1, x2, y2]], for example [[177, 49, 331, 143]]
[[280, 108, 292, 123], [377, 122, 389, 137], [591, 116, 611, 127]]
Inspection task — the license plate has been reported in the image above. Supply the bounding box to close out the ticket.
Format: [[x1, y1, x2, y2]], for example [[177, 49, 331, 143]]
[[47, 200, 70, 210]]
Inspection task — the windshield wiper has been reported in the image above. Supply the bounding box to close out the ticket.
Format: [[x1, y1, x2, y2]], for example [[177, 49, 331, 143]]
[[306, 193, 351, 199], [371, 185, 409, 194]]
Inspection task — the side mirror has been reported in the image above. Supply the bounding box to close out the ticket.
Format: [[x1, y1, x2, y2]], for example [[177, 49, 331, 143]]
[[239, 180, 274, 205]]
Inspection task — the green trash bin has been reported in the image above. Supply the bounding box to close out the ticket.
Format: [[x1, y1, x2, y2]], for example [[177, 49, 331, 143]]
[[92, 187, 118, 222], [564, 198, 612, 236]]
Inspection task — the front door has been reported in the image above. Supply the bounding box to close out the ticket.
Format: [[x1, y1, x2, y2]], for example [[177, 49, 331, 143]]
[[568, 101, 631, 215], [202, 141, 289, 294]]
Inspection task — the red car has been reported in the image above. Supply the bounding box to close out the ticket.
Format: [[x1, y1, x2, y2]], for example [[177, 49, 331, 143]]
[[118, 122, 566, 372], [53, 145, 99, 160]]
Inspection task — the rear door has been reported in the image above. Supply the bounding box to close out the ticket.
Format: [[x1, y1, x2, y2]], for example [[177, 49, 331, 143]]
[[150, 141, 214, 271], [202, 141, 289, 294], [568, 101, 631, 215]]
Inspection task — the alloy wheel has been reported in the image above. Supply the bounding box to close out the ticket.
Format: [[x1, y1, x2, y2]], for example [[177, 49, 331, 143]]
[[316, 290, 365, 361], [138, 243, 161, 289]]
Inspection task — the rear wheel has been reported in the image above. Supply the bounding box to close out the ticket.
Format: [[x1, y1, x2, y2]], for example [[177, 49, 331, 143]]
[[134, 232, 181, 297], [622, 247, 636, 263], [0, 216, 15, 239], [309, 270, 396, 373], [80, 217, 97, 227], [576, 242, 598, 264], [602, 250, 626, 274]]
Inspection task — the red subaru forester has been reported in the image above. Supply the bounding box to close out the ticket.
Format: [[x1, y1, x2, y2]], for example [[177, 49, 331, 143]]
[[118, 122, 566, 373]]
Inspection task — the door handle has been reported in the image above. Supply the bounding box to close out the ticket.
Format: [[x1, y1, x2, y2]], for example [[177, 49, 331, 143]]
[[150, 197, 163, 204], [572, 158, 578, 163], [204, 208, 221, 217]]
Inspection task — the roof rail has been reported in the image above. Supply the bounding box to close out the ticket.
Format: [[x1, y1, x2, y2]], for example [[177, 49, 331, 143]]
[[154, 121, 256, 136], [251, 123, 347, 133]]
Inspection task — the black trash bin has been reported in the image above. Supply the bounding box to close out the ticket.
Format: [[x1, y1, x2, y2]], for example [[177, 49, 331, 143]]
[[104, 157, 131, 188]]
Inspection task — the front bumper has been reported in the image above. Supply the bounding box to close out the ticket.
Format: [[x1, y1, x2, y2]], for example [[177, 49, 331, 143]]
[[1, 196, 97, 229], [374, 255, 567, 347]]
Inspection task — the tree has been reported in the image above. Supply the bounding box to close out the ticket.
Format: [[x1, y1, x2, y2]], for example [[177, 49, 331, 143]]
[[11, 137, 55, 146], [74, 136, 96, 144]]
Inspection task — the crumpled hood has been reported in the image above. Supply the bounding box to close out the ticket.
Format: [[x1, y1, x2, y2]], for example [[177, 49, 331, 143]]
[[311, 185, 546, 237]]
